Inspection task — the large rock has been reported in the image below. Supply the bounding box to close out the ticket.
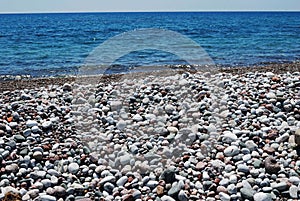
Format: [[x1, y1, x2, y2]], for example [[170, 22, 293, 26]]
[[295, 129, 300, 145], [264, 156, 280, 174]]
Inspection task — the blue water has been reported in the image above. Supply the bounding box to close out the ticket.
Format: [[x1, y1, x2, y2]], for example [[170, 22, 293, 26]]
[[0, 12, 299, 77]]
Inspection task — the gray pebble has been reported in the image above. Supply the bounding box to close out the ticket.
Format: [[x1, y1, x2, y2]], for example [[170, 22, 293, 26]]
[[253, 192, 272, 201], [224, 145, 240, 157], [68, 163, 79, 174], [219, 192, 231, 201]]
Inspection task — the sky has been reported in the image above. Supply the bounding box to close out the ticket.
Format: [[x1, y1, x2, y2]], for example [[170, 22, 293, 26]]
[[0, 0, 300, 13]]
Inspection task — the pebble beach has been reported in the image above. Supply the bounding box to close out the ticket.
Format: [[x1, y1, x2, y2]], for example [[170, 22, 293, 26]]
[[0, 63, 300, 201]]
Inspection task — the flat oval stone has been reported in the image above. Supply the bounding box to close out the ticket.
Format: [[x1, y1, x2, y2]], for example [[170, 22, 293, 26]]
[[224, 146, 240, 157]]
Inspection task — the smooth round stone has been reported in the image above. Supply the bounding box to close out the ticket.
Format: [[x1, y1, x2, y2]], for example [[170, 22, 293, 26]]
[[219, 178, 229, 187], [202, 171, 210, 181], [5, 163, 19, 173], [253, 192, 272, 201], [145, 114, 156, 120], [165, 104, 176, 114], [129, 145, 139, 154], [242, 154, 251, 162], [14, 135, 26, 142], [289, 176, 300, 185], [167, 126, 178, 133], [41, 179, 52, 188], [132, 190, 141, 199], [26, 120, 38, 128], [119, 154, 132, 165], [253, 159, 262, 168], [36, 170, 46, 178], [68, 163, 79, 174], [245, 140, 257, 151], [266, 92, 276, 99], [147, 180, 159, 189], [142, 97, 150, 104], [289, 185, 298, 199], [23, 129, 31, 137], [27, 189, 39, 198], [116, 120, 126, 130], [47, 169, 60, 176], [42, 121, 52, 129], [224, 146, 240, 157], [229, 175, 238, 184], [250, 169, 260, 177], [132, 114, 143, 121], [240, 188, 255, 200], [219, 192, 231, 201], [237, 164, 249, 173], [101, 106, 110, 113], [22, 194, 30, 201], [31, 126, 41, 133], [50, 176, 58, 185], [103, 182, 115, 192], [225, 164, 234, 172], [32, 151, 43, 161], [222, 131, 238, 143], [53, 186, 66, 197], [227, 184, 237, 194]]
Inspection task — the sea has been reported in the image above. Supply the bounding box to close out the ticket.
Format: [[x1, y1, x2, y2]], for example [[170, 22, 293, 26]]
[[0, 12, 299, 77]]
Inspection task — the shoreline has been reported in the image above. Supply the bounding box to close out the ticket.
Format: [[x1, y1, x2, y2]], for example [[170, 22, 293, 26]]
[[0, 62, 299, 92]]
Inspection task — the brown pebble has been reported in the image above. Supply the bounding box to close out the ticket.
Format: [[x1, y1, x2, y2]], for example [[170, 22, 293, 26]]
[[271, 76, 281, 82], [127, 176, 134, 183], [157, 185, 164, 195], [214, 178, 221, 185], [264, 156, 281, 174], [196, 162, 207, 170], [267, 129, 279, 140], [182, 154, 190, 162], [263, 146, 275, 154], [160, 90, 167, 96]]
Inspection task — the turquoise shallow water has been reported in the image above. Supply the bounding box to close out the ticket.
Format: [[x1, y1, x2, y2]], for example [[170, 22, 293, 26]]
[[0, 12, 299, 77]]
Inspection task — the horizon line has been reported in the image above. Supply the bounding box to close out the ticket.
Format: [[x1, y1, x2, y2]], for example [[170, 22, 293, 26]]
[[0, 10, 300, 14]]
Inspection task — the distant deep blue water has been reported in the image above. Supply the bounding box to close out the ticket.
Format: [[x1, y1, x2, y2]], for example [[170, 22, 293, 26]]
[[0, 12, 299, 77]]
